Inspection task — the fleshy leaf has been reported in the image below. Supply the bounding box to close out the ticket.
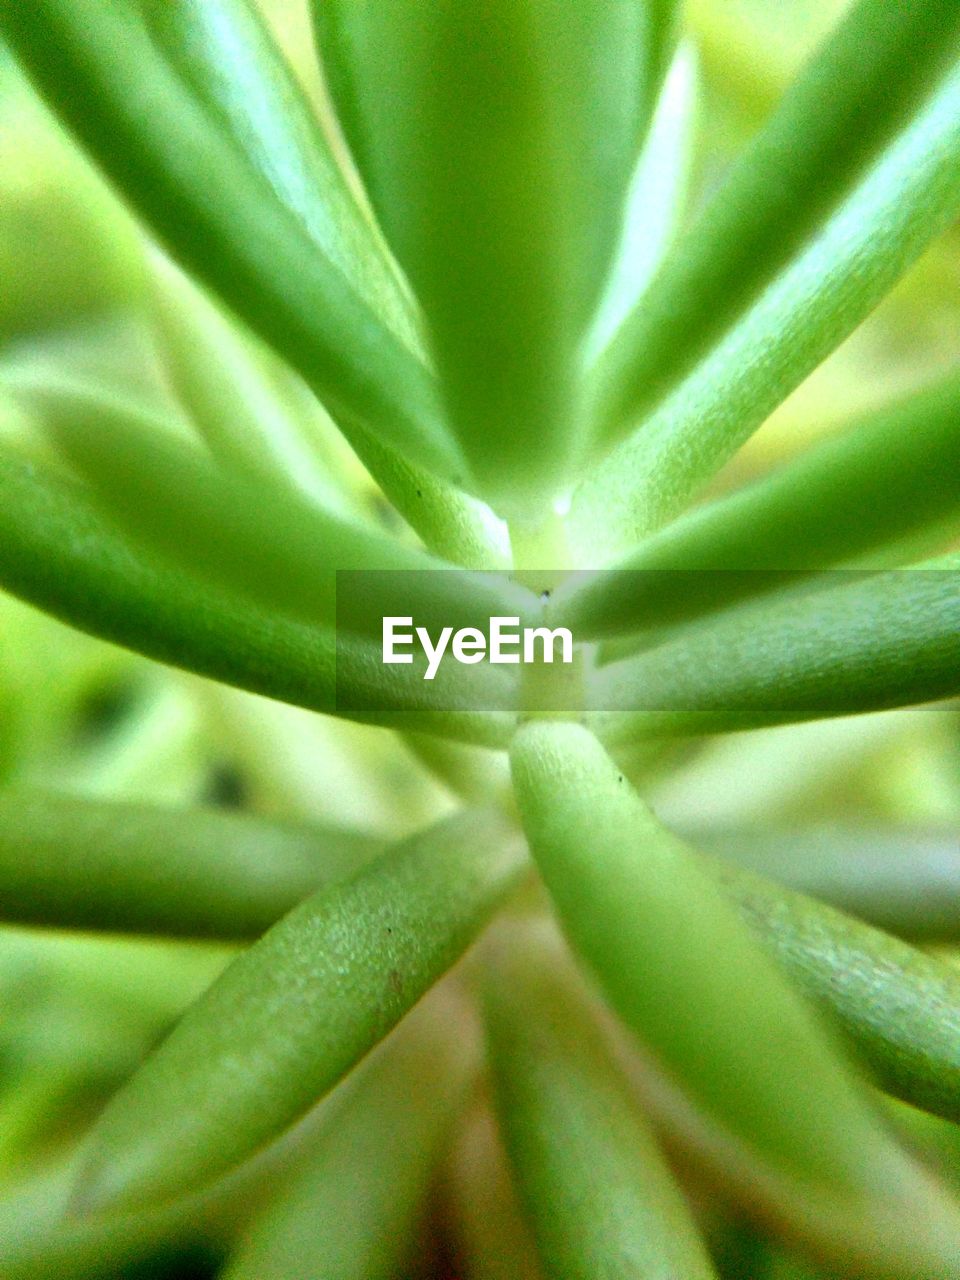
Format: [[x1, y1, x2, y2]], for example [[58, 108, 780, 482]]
[[0, 789, 383, 939], [483, 924, 718, 1280], [587, 557, 960, 739], [584, 41, 698, 364], [558, 372, 960, 640], [314, 0, 667, 515], [509, 720, 960, 1274], [700, 825, 960, 944], [0, 0, 464, 483], [17, 382, 533, 642], [151, 256, 511, 568], [0, 450, 515, 747], [150, 256, 365, 519], [574, 1, 960, 559], [73, 808, 525, 1212], [702, 852, 960, 1123], [133, 0, 422, 354], [223, 991, 474, 1280]]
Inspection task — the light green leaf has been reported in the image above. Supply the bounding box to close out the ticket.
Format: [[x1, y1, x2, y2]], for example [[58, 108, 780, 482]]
[[700, 825, 960, 944], [0, 62, 146, 345], [0, 450, 516, 746], [559, 371, 960, 640], [0, 789, 383, 938], [0, 0, 464, 483], [314, 0, 664, 515], [483, 924, 717, 1280], [585, 41, 698, 364], [509, 720, 960, 1275], [18, 382, 534, 641], [149, 256, 365, 520], [224, 991, 474, 1280], [701, 852, 960, 1123], [133, 0, 422, 355], [574, 2, 960, 560], [73, 808, 526, 1213], [587, 557, 960, 739]]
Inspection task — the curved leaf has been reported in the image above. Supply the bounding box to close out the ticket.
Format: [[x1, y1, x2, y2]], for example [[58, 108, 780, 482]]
[[559, 372, 960, 639], [589, 559, 960, 739], [149, 259, 511, 568], [134, 0, 422, 354], [509, 720, 960, 1274], [585, 41, 698, 364], [17, 382, 534, 641], [0, 789, 383, 938], [0, 450, 515, 746], [702, 852, 960, 1123], [314, 0, 662, 515], [574, 2, 960, 558], [700, 825, 960, 944], [150, 257, 364, 519], [224, 992, 474, 1280], [483, 924, 717, 1280], [73, 808, 526, 1213], [0, 0, 463, 483]]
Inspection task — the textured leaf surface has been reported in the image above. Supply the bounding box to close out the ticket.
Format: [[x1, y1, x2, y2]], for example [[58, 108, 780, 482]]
[[74, 809, 525, 1212], [702, 853, 960, 1122], [509, 720, 960, 1274], [589, 559, 960, 738], [573, 1, 960, 558]]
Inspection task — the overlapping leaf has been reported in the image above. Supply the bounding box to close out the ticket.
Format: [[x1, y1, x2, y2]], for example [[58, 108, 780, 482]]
[[314, 0, 674, 514], [72, 809, 525, 1212], [0, 0, 462, 482], [573, 1, 960, 560]]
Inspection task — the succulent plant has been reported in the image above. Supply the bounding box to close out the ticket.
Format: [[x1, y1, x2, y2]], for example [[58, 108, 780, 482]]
[[2, 1, 960, 1277]]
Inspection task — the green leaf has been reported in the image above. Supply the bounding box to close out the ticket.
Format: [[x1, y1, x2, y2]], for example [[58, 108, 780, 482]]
[[0, 450, 516, 747], [584, 41, 698, 364], [73, 808, 526, 1213], [133, 0, 422, 355], [573, 2, 960, 560], [700, 825, 960, 944], [0, 789, 383, 939], [558, 372, 960, 640], [0, 0, 464, 484], [483, 924, 717, 1280], [587, 557, 960, 739], [223, 992, 474, 1280], [18, 382, 534, 641], [701, 852, 960, 1123], [149, 257, 365, 520], [509, 720, 960, 1273], [314, 0, 663, 515], [149, 258, 511, 568], [0, 62, 146, 345]]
